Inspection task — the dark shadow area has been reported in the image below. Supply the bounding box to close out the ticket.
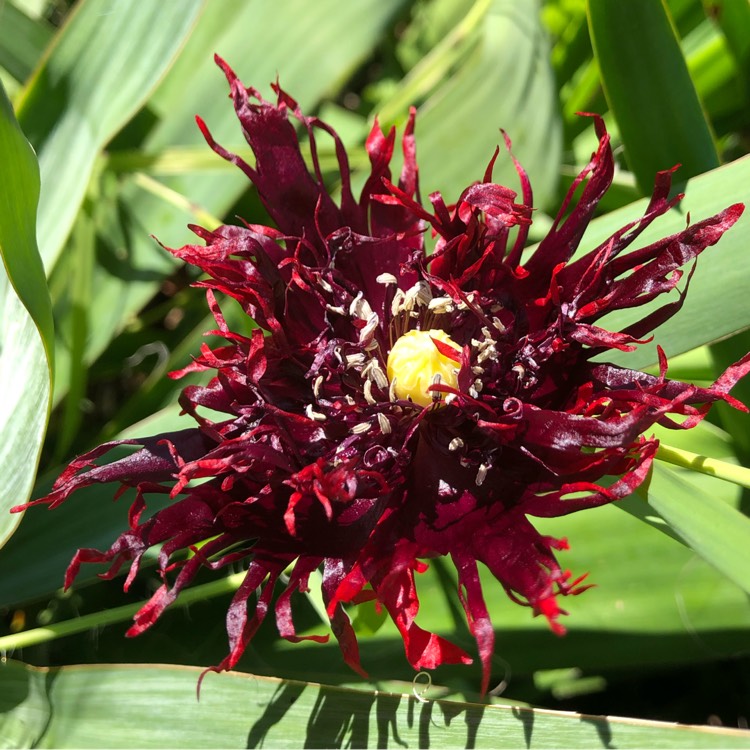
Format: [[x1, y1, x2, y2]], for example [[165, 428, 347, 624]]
[[418, 698, 434, 748], [0, 661, 56, 746], [14, 68, 70, 148], [512, 705, 534, 749], [245, 680, 306, 748], [581, 714, 616, 749], [303, 685, 377, 748], [439, 699, 486, 750], [0, 660, 32, 715], [238, 679, 492, 749], [544, 657, 750, 729], [376, 693, 408, 748]]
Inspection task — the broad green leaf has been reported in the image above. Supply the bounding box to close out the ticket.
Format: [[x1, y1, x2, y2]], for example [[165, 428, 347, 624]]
[[633, 462, 750, 594], [8, 0, 46, 18], [679, 19, 745, 130], [618, 417, 741, 541], [0, 80, 52, 548], [140, 0, 410, 244], [543, 0, 591, 87], [396, 0, 477, 71], [2, 661, 749, 749], [708, 0, 750, 88], [623, 420, 750, 590], [50, 196, 94, 462], [683, 16, 741, 111], [383, 0, 561, 210], [0, 0, 53, 84], [588, 0, 719, 193], [15, 0, 205, 272]]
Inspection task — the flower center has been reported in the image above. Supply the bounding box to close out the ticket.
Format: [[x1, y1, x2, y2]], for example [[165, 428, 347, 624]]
[[386, 329, 460, 407]]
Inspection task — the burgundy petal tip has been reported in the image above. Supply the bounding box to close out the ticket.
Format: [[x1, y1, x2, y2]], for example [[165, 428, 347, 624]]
[[727, 202, 746, 220], [213, 53, 237, 84]]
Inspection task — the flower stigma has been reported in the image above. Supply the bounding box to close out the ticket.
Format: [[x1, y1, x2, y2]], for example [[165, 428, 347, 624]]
[[386, 329, 460, 407]]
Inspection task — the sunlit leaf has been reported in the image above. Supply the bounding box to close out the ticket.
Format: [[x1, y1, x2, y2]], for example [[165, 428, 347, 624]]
[[633, 461, 750, 594], [16, 0, 205, 272], [383, 0, 562, 210], [2, 661, 748, 748], [588, 0, 718, 193], [708, 0, 750, 88], [0, 80, 51, 548], [0, 0, 53, 84]]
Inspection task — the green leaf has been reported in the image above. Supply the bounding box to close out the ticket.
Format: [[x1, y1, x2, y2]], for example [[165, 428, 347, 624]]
[[382, 0, 562, 210], [0, 0, 53, 84], [139, 0, 410, 240], [587, 0, 719, 193], [633, 461, 750, 595], [50, 195, 95, 462], [618, 418, 739, 539], [8, 0, 47, 18], [15, 0, 206, 272], [681, 16, 744, 126], [707, 0, 750, 88], [0, 80, 52, 548], [2, 661, 749, 748]]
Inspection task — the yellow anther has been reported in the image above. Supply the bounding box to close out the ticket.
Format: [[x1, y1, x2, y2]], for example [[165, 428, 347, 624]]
[[386, 329, 460, 407]]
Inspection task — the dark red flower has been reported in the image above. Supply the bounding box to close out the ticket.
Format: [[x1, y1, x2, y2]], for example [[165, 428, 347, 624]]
[[16, 55, 749, 693]]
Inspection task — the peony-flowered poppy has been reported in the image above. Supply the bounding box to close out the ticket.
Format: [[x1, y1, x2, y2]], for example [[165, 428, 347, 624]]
[[16, 55, 748, 693]]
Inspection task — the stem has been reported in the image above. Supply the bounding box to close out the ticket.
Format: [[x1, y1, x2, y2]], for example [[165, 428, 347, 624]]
[[131, 173, 222, 231], [0, 571, 246, 653], [655, 443, 750, 490]]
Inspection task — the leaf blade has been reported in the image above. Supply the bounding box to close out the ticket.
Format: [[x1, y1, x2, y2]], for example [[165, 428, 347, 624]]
[[2, 661, 749, 749], [0, 79, 52, 547], [635, 461, 750, 595], [16, 0, 206, 272], [398, 0, 562, 209], [587, 0, 719, 192], [49, 0, 411, 407]]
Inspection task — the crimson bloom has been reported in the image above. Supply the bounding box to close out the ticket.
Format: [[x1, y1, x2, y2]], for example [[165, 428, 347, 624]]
[[17, 56, 749, 693]]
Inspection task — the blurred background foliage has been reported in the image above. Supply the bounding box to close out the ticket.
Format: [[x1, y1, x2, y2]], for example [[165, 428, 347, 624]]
[[1, 0, 750, 746]]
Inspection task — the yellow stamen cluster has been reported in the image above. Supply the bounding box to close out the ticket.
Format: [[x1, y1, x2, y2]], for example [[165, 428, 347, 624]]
[[386, 329, 460, 407]]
